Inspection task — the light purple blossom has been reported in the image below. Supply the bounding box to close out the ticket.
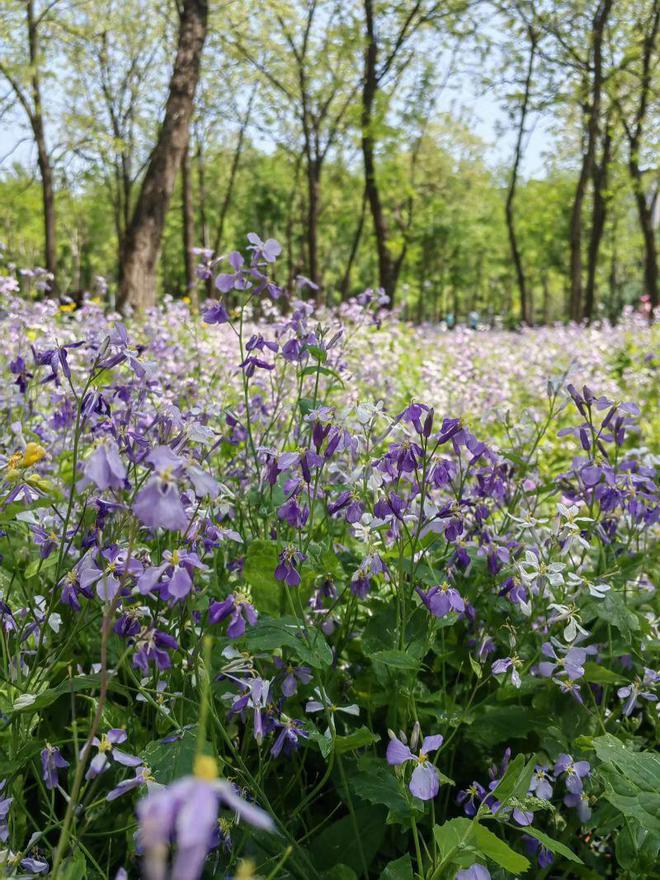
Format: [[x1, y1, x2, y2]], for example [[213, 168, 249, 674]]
[[386, 729, 444, 800]]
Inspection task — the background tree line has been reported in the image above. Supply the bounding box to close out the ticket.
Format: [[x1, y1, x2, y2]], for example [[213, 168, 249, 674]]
[[0, 0, 657, 322]]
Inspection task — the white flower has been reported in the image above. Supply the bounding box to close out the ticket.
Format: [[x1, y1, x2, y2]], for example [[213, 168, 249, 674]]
[[588, 582, 611, 599]]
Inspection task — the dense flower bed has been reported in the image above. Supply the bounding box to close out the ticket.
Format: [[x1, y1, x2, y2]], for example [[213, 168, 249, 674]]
[[0, 241, 658, 880]]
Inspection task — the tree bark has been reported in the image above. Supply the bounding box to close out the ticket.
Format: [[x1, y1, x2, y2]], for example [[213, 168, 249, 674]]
[[118, 0, 208, 312], [623, 1, 659, 315], [181, 140, 197, 309], [568, 0, 613, 322], [340, 187, 368, 300], [27, 0, 57, 292], [584, 123, 612, 322], [361, 0, 397, 304], [506, 29, 536, 325]]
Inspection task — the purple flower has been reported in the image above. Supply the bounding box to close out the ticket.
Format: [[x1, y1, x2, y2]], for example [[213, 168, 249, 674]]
[[133, 474, 188, 532], [457, 781, 487, 816], [78, 546, 143, 603], [277, 495, 309, 529], [20, 857, 49, 874], [136, 757, 273, 880], [386, 728, 444, 801], [247, 232, 282, 263], [107, 765, 155, 801], [523, 835, 554, 868], [456, 865, 491, 880], [208, 593, 258, 638], [416, 583, 464, 618], [491, 656, 522, 688], [133, 628, 179, 672], [617, 668, 659, 715], [138, 549, 206, 602], [273, 656, 312, 696], [563, 790, 592, 822], [275, 547, 305, 588], [78, 439, 127, 492], [537, 641, 588, 681], [82, 729, 142, 780], [528, 765, 553, 800], [0, 780, 13, 842], [271, 717, 309, 757], [554, 754, 590, 794], [41, 744, 69, 790], [202, 299, 230, 324]]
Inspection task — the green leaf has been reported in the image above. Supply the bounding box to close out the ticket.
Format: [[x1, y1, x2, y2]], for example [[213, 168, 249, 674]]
[[11, 674, 127, 715], [24, 553, 58, 579], [334, 726, 380, 754], [467, 705, 537, 746], [142, 726, 198, 784], [306, 344, 327, 363], [371, 650, 421, 671], [472, 823, 530, 874], [489, 754, 536, 807], [301, 364, 344, 386], [433, 817, 475, 857], [582, 662, 625, 685], [380, 853, 414, 880], [469, 654, 483, 679], [243, 616, 332, 668], [593, 734, 660, 831], [350, 756, 423, 819], [594, 591, 640, 640], [243, 540, 281, 614], [58, 851, 87, 880], [520, 827, 583, 864], [311, 806, 386, 873]]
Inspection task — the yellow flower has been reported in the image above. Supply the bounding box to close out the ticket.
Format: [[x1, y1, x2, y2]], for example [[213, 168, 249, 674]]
[[235, 860, 256, 880], [193, 754, 218, 781], [22, 443, 46, 468]]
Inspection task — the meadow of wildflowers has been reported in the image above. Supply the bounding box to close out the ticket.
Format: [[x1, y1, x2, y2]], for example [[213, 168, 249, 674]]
[[0, 237, 658, 880]]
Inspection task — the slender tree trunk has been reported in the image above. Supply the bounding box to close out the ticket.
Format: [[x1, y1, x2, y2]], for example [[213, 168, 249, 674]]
[[195, 139, 214, 300], [568, 0, 613, 322], [305, 158, 322, 297], [506, 30, 536, 325], [118, 0, 208, 312], [584, 125, 612, 322], [27, 0, 57, 292], [623, 1, 659, 314], [361, 0, 397, 304], [569, 135, 590, 321], [340, 187, 368, 300], [181, 140, 197, 310]]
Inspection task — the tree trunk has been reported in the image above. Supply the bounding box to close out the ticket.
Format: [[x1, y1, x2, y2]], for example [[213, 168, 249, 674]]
[[568, 0, 613, 322], [195, 139, 214, 300], [181, 140, 197, 310], [306, 158, 321, 297], [340, 187, 368, 300], [624, 1, 659, 315], [506, 30, 535, 325], [118, 0, 208, 312], [27, 0, 57, 292], [361, 0, 397, 304], [584, 124, 612, 322]]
